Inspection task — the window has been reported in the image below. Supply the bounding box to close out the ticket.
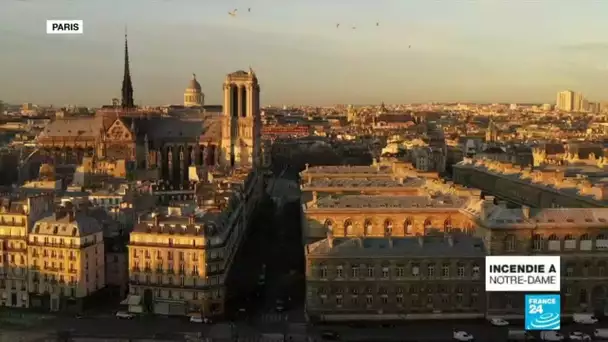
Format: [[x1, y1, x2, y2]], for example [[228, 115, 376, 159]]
[[532, 234, 543, 251], [324, 220, 333, 233], [442, 264, 449, 277], [336, 297, 343, 306], [367, 267, 374, 278], [336, 265, 343, 278], [366, 296, 373, 305], [404, 218, 413, 235], [457, 263, 465, 277], [412, 264, 420, 276], [580, 234, 592, 251], [344, 219, 353, 235], [382, 267, 389, 279], [580, 289, 588, 304], [351, 265, 359, 278], [597, 234, 608, 249], [547, 234, 561, 251], [472, 264, 480, 279], [396, 266, 404, 277], [427, 264, 435, 277], [505, 235, 516, 252], [364, 219, 373, 236], [564, 235, 576, 249], [320, 265, 327, 278], [566, 266, 574, 277], [384, 219, 393, 236]]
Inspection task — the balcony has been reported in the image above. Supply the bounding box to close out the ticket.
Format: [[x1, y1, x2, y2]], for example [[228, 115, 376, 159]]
[[128, 279, 211, 290], [44, 264, 66, 272], [29, 240, 96, 249], [1, 246, 27, 252], [129, 242, 205, 250]]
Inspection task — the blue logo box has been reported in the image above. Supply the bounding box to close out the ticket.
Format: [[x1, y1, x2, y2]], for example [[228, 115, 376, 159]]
[[525, 294, 560, 331]]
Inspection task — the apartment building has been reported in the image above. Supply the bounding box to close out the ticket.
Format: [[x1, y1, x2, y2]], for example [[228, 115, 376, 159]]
[[28, 208, 105, 312], [126, 169, 264, 317], [0, 194, 53, 308]]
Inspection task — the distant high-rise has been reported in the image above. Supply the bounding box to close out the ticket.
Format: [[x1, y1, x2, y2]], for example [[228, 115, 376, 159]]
[[556, 90, 574, 111], [121, 32, 135, 109], [556, 90, 587, 112]]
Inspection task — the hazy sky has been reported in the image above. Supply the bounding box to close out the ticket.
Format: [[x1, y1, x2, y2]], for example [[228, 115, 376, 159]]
[[2, 0, 608, 106]]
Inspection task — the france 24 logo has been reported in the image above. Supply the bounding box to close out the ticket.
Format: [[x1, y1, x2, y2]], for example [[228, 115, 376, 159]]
[[525, 294, 560, 331]]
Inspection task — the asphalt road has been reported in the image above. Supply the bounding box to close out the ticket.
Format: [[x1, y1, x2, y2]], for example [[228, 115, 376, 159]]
[[311, 320, 608, 342], [34, 314, 608, 341]]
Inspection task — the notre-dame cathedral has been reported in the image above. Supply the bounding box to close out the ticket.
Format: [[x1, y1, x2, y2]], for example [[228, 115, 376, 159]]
[[35, 34, 262, 184]]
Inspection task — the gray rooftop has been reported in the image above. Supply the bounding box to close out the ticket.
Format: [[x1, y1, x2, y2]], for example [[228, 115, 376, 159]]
[[303, 165, 392, 174], [314, 195, 466, 209], [307, 235, 486, 258], [303, 177, 424, 188], [32, 212, 102, 237]]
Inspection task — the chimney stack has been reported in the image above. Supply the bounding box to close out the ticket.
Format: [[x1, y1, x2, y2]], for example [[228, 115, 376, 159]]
[[67, 210, 75, 222], [522, 205, 530, 219], [446, 235, 454, 247], [327, 233, 334, 248]]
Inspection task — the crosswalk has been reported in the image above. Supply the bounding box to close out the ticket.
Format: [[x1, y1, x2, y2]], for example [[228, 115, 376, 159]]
[[254, 312, 290, 323]]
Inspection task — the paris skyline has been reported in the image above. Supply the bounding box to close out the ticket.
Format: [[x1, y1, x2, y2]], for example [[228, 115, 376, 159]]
[[2, 0, 608, 106]]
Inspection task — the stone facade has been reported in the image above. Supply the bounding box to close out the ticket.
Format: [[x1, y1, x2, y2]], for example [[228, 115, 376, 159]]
[[301, 163, 608, 320]]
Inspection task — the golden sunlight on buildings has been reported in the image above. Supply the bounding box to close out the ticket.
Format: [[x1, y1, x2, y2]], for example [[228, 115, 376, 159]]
[[125, 168, 264, 317], [27, 207, 105, 312], [0, 194, 53, 308]]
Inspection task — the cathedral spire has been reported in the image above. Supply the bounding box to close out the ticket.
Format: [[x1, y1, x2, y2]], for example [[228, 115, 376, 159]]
[[121, 28, 135, 109]]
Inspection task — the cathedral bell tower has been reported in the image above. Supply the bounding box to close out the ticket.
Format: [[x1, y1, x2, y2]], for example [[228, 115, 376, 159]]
[[221, 68, 261, 168]]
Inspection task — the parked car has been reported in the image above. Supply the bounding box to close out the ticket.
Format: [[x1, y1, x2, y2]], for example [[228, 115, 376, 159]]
[[321, 330, 340, 340], [115, 311, 134, 319], [453, 330, 474, 341], [189, 316, 211, 324], [568, 331, 591, 341], [489, 317, 509, 326]]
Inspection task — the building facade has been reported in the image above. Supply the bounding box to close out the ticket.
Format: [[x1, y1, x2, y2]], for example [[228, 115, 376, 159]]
[[305, 233, 486, 321], [302, 162, 608, 320], [34, 35, 263, 185], [0, 194, 53, 308], [478, 202, 608, 317], [27, 209, 105, 312], [126, 169, 263, 317]]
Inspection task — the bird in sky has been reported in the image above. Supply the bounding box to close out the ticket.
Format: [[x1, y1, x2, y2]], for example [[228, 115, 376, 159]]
[[228, 9, 237, 17], [352, 25, 356, 30], [336, 23, 340, 28], [408, 45, 411, 48], [248, 8, 251, 12], [376, 22, 379, 26]]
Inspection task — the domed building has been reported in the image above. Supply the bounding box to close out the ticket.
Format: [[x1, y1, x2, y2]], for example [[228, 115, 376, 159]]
[[184, 74, 204, 107]]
